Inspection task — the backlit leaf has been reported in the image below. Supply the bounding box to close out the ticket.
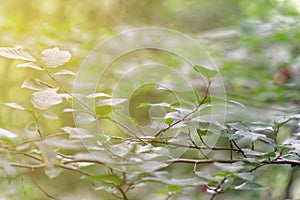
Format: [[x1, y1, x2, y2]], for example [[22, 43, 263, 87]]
[[76, 113, 96, 124], [0, 128, 17, 139], [37, 141, 56, 167], [0, 47, 36, 62], [87, 175, 124, 184], [45, 167, 62, 179], [54, 69, 76, 76], [95, 105, 112, 116], [3, 102, 25, 110], [31, 89, 63, 110], [42, 47, 71, 68], [17, 62, 43, 70], [61, 126, 93, 139], [86, 93, 111, 99], [97, 98, 127, 106], [140, 161, 168, 172], [41, 111, 58, 120], [193, 65, 217, 78]]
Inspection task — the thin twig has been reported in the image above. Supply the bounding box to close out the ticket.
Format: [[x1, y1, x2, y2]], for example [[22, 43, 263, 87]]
[[154, 81, 211, 137], [30, 177, 56, 200], [209, 177, 227, 200], [188, 129, 209, 159]]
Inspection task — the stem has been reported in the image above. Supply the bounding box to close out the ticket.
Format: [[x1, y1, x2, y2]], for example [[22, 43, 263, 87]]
[[154, 80, 211, 137], [209, 177, 227, 200]]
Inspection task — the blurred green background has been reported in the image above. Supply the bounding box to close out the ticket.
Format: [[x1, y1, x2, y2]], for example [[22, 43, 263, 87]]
[[0, 0, 300, 199]]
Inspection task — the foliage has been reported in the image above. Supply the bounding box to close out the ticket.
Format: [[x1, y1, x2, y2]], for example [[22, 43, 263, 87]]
[[0, 45, 299, 200], [0, 1, 300, 200]]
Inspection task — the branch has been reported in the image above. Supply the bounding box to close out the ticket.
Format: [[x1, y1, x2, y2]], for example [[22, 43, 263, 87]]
[[167, 158, 300, 166], [110, 136, 242, 153], [10, 163, 46, 169]]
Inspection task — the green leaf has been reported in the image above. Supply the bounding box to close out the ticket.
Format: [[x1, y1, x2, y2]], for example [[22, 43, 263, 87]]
[[26, 122, 37, 132], [275, 114, 300, 128], [86, 175, 124, 184], [137, 102, 151, 108], [275, 145, 288, 151], [42, 47, 71, 68], [193, 65, 217, 78], [168, 185, 182, 192], [174, 90, 200, 103], [197, 128, 208, 136], [95, 105, 113, 116], [165, 118, 173, 125], [129, 117, 139, 126], [275, 119, 289, 129], [155, 189, 168, 195], [259, 151, 276, 159], [0, 47, 36, 62], [156, 185, 182, 195]]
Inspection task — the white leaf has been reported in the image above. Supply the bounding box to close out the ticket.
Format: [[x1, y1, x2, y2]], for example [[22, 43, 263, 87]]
[[37, 141, 56, 167], [168, 132, 189, 143], [140, 161, 168, 172], [17, 62, 43, 70], [62, 108, 76, 113], [42, 47, 71, 68], [45, 167, 62, 179], [86, 93, 111, 99], [21, 79, 54, 91], [0, 159, 16, 177], [0, 128, 17, 139], [76, 113, 96, 124], [0, 47, 36, 62], [61, 126, 93, 139], [31, 89, 63, 110], [54, 69, 76, 76], [97, 98, 128, 106], [109, 142, 133, 157], [41, 111, 58, 120], [135, 144, 152, 153], [21, 79, 42, 90], [3, 102, 25, 110]]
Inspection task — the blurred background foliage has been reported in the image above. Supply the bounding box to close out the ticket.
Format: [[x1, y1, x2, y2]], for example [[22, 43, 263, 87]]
[[0, 0, 300, 199]]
